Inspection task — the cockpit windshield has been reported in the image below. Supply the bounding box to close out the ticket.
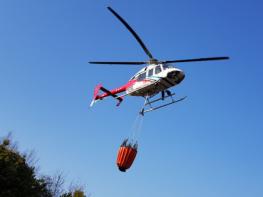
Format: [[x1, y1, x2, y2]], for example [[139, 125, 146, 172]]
[[162, 64, 173, 70]]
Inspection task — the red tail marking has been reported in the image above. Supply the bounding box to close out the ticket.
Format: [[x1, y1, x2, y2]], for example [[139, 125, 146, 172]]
[[93, 84, 102, 100], [90, 80, 137, 107]]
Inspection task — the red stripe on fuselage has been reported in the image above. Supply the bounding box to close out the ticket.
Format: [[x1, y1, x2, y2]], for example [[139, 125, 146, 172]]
[[96, 80, 136, 100]]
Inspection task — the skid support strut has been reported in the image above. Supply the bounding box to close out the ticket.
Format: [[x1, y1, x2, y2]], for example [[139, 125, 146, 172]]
[[139, 92, 186, 116]]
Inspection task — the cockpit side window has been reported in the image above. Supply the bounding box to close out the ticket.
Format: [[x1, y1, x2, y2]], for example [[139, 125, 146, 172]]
[[155, 65, 162, 74], [137, 72, 146, 81], [148, 69, 153, 77]]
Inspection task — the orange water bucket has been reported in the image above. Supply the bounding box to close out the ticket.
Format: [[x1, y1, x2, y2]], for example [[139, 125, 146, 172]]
[[116, 142, 137, 172]]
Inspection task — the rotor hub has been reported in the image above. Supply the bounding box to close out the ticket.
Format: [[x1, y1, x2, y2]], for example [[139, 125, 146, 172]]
[[148, 58, 159, 65]]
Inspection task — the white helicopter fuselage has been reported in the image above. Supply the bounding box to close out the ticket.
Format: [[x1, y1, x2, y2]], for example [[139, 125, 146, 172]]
[[126, 63, 185, 97]]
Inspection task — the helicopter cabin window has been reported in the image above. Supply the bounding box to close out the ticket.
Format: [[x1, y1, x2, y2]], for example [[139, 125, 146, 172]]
[[148, 69, 153, 77], [137, 72, 146, 81], [155, 65, 162, 74]]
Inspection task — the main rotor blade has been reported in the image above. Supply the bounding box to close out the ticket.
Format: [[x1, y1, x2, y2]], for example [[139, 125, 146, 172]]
[[107, 6, 154, 59], [89, 61, 147, 65], [163, 57, 230, 63]]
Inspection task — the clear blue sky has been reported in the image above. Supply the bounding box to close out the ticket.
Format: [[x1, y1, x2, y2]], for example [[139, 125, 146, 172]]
[[0, 0, 263, 196]]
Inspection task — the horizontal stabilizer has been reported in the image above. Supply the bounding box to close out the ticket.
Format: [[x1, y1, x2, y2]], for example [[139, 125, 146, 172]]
[[90, 84, 123, 107]]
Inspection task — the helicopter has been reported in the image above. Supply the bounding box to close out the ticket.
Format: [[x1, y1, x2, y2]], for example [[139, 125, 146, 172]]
[[90, 7, 229, 115]]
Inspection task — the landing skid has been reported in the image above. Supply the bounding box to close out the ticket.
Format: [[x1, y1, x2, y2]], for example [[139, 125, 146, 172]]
[[139, 92, 186, 116]]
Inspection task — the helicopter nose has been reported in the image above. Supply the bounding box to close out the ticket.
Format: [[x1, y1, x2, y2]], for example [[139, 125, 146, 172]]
[[167, 71, 177, 78], [178, 71, 185, 82], [167, 70, 185, 83]]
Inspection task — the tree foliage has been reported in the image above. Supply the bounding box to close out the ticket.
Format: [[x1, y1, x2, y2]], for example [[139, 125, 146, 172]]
[[0, 139, 52, 196], [0, 137, 86, 197]]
